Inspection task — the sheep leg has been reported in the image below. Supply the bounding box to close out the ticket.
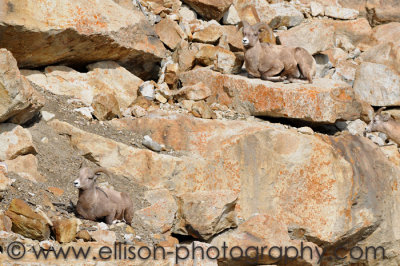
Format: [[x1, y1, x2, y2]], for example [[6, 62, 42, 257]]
[[261, 67, 285, 82], [105, 211, 116, 225], [124, 206, 134, 225]]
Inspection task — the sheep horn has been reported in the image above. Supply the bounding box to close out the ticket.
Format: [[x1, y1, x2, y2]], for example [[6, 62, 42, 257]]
[[376, 107, 387, 115], [93, 167, 110, 176], [239, 21, 249, 30], [254, 22, 269, 32]]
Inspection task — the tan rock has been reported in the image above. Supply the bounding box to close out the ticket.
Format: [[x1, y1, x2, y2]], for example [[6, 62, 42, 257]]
[[269, 2, 304, 29], [234, 0, 276, 25], [360, 42, 400, 73], [174, 82, 211, 101], [0, 49, 44, 124], [47, 187, 64, 197], [223, 4, 241, 25], [179, 67, 361, 123], [24, 62, 143, 109], [371, 22, 400, 47], [173, 190, 238, 240], [0, 124, 36, 161], [155, 18, 186, 50], [0, 0, 166, 80], [49, 120, 184, 188], [278, 18, 371, 55], [6, 154, 46, 183], [172, 40, 198, 72], [192, 24, 223, 44], [164, 63, 179, 88], [76, 230, 92, 242], [182, 0, 233, 21], [332, 60, 358, 85], [135, 189, 178, 233], [58, 113, 398, 256], [91, 93, 122, 121], [220, 25, 244, 51], [325, 6, 359, 20], [0, 172, 13, 191], [53, 218, 78, 243], [196, 46, 244, 74], [236, 4, 260, 25], [0, 214, 12, 232], [211, 214, 321, 265], [191, 101, 216, 119], [5, 199, 51, 240], [91, 230, 116, 245], [322, 48, 348, 67], [353, 62, 400, 106]]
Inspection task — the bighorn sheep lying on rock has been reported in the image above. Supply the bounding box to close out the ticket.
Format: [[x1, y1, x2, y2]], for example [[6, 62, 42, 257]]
[[241, 21, 316, 83], [74, 167, 134, 225], [365, 107, 400, 145]]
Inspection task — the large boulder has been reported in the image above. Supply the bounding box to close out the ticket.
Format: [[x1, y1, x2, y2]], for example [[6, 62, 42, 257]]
[[278, 18, 372, 54], [5, 199, 51, 241], [110, 113, 400, 258], [0, 49, 44, 124], [173, 190, 238, 240], [0, 124, 36, 161], [179, 67, 361, 123], [353, 62, 400, 106], [0, 0, 166, 79], [182, 0, 233, 21], [22, 61, 143, 110]]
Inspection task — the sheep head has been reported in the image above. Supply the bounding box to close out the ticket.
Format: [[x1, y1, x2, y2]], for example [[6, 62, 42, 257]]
[[365, 107, 392, 133], [74, 167, 109, 190], [241, 21, 270, 48]]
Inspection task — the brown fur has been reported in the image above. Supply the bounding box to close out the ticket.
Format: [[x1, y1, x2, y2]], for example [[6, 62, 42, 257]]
[[365, 107, 400, 145], [74, 167, 134, 225], [241, 21, 316, 83]]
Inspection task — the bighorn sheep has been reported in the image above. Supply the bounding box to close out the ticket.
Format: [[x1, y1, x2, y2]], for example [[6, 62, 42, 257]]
[[74, 167, 134, 225], [365, 107, 400, 145], [241, 21, 316, 83]]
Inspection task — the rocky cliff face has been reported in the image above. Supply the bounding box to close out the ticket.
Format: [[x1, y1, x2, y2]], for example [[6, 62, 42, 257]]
[[1, 0, 400, 265]]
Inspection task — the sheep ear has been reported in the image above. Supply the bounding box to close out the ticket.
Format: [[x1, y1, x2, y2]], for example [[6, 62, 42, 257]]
[[254, 22, 269, 32], [382, 113, 391, 121]]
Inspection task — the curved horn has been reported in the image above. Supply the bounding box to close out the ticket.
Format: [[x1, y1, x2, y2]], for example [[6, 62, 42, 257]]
[[239, 20, 250, 30], [93, 167, 110, 176], [376, 107, 387, 115], [253, 22, 269, 32]]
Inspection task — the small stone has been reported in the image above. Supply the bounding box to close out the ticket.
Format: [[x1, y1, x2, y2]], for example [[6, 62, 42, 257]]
[[52, 218, 78, 243], [139, 81, 156, 100], [91, 230, 116, 245], [143, 135, 165, 152], [155, 93, 168, 104], [0, 214, 12, 232], [325, 6, 359, 20], [76, 230, 92, 242], [131, 105, 148, 118], [91, 93, 121, 121], [298, 127, 314, 135], [97, 222, 109, 231], [181, 100, 195, 111], [40, 111, 55, 121], [191, 101, 216, 119], [310, 1, 324, 17], [74, 107, 94, 120]]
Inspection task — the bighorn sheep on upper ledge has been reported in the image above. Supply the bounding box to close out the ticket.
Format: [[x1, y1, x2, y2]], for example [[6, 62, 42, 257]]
[[241, 21, 316, 83], [74, 167, 134, 225], [365, 107, 400, 145]]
